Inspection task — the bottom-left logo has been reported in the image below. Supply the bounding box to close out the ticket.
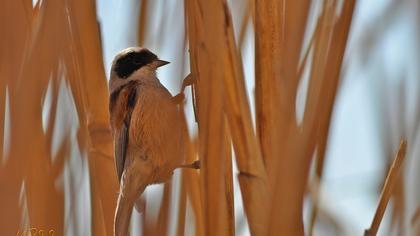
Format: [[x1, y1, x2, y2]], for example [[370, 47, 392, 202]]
[[16, 228, 55, 236]]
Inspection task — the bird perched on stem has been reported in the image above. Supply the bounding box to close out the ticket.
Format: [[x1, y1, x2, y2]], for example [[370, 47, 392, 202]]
[[109, 47, 198, 236]]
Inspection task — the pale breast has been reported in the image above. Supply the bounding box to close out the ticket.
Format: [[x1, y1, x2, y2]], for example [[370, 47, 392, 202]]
[[128, 82, 184, 181]]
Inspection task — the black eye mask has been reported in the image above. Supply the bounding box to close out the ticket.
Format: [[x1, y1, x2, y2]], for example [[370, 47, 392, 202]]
[[114, 49, 158, 79]]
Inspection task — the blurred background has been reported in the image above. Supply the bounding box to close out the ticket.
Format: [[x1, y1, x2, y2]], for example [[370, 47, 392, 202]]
[[0, 0, 419, 235]]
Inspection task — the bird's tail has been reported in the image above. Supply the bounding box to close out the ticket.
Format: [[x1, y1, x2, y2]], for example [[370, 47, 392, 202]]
[[114, 184, 146, 236], [114, 193, 135, 236]]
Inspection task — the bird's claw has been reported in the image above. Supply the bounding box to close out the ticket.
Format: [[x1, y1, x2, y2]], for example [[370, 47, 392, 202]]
[[172, 93, 185, 105], [181, 73, 196, 91], [190, 160, 201, 169], [173, 73, 197, 105], [178, 160, 201, 170]]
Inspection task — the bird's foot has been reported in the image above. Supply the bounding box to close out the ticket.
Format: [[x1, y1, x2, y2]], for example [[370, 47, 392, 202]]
[[178, 160, 201, 169], [172, 92, 185, 105], [172, 73, 197, 105], [181, 73, 196, 91]]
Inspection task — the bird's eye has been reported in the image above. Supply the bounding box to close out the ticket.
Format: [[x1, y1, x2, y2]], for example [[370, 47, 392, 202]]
[[132, 57, 142, 64]]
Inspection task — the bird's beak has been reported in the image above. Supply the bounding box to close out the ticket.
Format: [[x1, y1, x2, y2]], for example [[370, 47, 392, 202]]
[[156, 59, 170, 67]]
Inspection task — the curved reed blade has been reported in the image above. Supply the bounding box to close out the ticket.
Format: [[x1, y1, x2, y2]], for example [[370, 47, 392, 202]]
[[365, 140, 407, 236]]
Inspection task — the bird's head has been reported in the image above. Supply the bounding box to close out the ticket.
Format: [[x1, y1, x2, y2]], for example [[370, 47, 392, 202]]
[[109, 47, 169, 92]]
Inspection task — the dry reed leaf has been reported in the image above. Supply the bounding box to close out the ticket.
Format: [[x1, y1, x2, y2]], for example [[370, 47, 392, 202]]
[[365, 140, 407, 236], [184, 0, 203, 122], [254, 0, 283, 170], [267, 0, 355, 235], [255, 0, 311, 194], [222, 3, 270, 235], [307, 2, 356, 233], [390, 177, 405, 235], [6, 1, 78, 234], [185, 1, 233, 235], [223, 117, 235, 236], [66, 1, 119, 235], [254, 0, 310, 235], [185, 0, 271, 234]]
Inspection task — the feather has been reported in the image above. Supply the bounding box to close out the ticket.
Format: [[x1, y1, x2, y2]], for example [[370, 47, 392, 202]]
[[110, 81, 139, 182]]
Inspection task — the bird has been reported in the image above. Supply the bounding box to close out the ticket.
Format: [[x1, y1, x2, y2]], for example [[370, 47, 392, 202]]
[[108, 47, 197, 236]]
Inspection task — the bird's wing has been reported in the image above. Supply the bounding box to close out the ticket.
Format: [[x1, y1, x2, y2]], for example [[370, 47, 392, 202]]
[[114, 123, 128, 182], [109, 81, 139, 182]]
